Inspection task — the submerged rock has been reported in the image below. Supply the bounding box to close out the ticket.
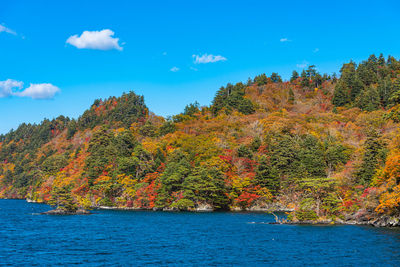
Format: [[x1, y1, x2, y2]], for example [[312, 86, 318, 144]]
[[42, 208, 91, 215]]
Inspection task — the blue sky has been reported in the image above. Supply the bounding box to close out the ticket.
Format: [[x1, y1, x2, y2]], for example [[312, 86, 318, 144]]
[[1, 0, 400, 134]]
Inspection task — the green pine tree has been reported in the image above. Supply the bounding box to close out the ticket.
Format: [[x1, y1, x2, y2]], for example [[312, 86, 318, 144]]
[[48, 187, 78, 212]]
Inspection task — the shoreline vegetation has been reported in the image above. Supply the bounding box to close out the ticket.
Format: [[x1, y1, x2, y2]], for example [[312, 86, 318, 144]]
[[2, 54, 400, 226]]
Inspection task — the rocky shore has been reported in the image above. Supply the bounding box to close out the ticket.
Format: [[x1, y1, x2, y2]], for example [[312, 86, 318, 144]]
[[277, 218, 400, 227], [278, 211, 400, 227], [95, 205, 214, 212], [343, 210, 400, 227], [94, 202, 293, 213]]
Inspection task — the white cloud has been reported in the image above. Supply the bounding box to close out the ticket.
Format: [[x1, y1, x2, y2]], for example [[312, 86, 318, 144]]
[[280, 38, 290, 42], [296, 62, 308, 69], [193, 54, 227, 64], [190, 66, 198, 71], [0, 79, 23, 97], [0, 79, 60, 99], [15, 83, 60, 99], [0, 24, 16, 35], [170, 66, 180, 72], [66, 29, 123, 51], [313, 48, 319, 53]]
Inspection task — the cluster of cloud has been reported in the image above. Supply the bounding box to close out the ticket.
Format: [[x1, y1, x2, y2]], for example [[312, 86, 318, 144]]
[[2, 27, 124, 101], [3, 24, 231, 98], [66, 29, 123, 51], [296, 61, 309, 69], [168, 53, 227, 72], [0, 24, 16, 35], [280, 38, 290, 42], [193, 54, 227, 64], [0, 79, 60, 99], [1, 23, 60, 100], [0, 79, 23, 98]]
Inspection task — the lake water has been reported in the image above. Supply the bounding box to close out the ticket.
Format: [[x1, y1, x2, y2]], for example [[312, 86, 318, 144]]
[[1, 200, 400, 266]]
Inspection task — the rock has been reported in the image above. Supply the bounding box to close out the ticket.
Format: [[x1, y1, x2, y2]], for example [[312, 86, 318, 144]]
[[76, 209, 91, 215], [162, 206, 179, 211], [248, 202, 294, 212], [195, 203, 213, 212], [42, 208, 91, 215], [335, 218, 345, 224], [342, 209, 400, 227], [98, 206, 118, 210], [95, 206, 146, 211], [388, 216, 400, 226], [353, 209, 372, 222], [370, 215, 400, 227]]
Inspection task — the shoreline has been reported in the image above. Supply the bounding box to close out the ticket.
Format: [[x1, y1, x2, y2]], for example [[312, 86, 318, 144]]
[[15, 198, 294, 213], [93, 205, 294, 213], [2, 198, 399, 227]]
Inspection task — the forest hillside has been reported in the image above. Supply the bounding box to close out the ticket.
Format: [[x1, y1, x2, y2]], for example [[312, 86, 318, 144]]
[[2, 54, 400, 223]]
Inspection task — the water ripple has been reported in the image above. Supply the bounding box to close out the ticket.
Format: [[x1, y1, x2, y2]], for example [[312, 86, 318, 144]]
[[1, 200, 400, 266]]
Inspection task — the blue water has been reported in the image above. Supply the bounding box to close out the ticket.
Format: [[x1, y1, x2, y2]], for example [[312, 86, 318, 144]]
[[1, 200, 400, 266]]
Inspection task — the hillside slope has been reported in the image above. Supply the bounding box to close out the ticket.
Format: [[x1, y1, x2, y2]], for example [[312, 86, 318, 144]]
[[2, 54, 400, 224]]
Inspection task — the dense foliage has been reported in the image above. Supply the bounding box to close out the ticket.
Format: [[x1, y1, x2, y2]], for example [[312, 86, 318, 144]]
[[333, 54, 400, 110], [2, 55, 400, 222]]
